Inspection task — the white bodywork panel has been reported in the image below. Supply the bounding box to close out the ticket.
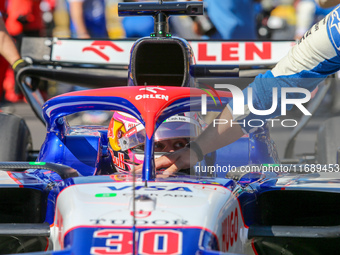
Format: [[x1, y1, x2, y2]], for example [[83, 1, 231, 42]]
[[51, 181, 252, 253]]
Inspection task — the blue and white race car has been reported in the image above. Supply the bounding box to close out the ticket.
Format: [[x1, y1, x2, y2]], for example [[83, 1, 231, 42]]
[[0, 1, 339, 255]]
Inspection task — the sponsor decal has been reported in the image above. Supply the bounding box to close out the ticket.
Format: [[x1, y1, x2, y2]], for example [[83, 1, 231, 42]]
[[126, 122, 137, 130], [135, 94, 169, 101], [163, 194, 193, 197], [195, 42, 271, 62], [139, 87, 166, 93], [193, 185, 227, 194], [56, 208, 64, 248], [123, 193, 193, 198], [135, 87, 169, 101], [130, 211, 152, 218], [108, 186, 192, 192], [82, 41, 124, 62], [330, 7, 340, 50], [124, 126, 138, 138], [90, 219, 188, 226], [123, 123, 144, 138], [112, 152, 125, 170], [222, 208, 239, 252], [53, 40, 293, 65], [95, 193, 117, 198]]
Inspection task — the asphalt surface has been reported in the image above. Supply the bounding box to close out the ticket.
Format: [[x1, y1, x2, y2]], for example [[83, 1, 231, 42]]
[[2, 100, 332, 162]]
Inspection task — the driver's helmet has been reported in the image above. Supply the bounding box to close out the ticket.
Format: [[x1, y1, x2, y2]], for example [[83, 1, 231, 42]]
[[107, 111, 206, 173]]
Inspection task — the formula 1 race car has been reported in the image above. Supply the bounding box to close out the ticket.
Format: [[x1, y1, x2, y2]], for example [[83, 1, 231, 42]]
[[1, 1, 340, 255]]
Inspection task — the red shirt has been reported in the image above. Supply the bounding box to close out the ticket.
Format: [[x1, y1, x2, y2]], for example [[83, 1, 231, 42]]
[[5, 0, 43, 36], [0, 0, 6, 16]]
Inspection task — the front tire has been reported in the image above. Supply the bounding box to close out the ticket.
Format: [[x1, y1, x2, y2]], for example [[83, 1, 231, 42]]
[[0, 113, 32, 161]]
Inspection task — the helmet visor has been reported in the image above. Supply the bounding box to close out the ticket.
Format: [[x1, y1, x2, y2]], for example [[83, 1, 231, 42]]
[[118, 116, 201, 151]]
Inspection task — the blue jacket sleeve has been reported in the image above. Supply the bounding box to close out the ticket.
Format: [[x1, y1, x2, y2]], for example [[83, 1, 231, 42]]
[[228, 5, 340, 133]]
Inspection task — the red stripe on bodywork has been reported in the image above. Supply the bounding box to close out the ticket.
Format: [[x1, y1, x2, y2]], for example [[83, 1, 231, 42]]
[[44, 238, 49, 251], [7, 172, 23, 187], [251, 239, 259, 255]]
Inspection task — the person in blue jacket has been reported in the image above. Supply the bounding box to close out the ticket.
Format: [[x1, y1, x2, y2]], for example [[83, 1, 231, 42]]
[[202, 0, 258, 40], [67, 0, 107, 38], [121, 0, 154, 38]]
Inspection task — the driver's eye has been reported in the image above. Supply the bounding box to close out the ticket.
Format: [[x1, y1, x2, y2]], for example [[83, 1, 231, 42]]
[[173, 141, 186, 150], [154, 142, 166, 151]]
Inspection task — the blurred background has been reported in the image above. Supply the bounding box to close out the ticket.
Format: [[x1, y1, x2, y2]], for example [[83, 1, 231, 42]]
[[51, 0, 332, 40], [53, 0, 125, 38]]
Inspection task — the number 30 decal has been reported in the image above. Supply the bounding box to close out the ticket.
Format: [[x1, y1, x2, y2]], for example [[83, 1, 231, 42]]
[[91, 229, 182, 255]]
